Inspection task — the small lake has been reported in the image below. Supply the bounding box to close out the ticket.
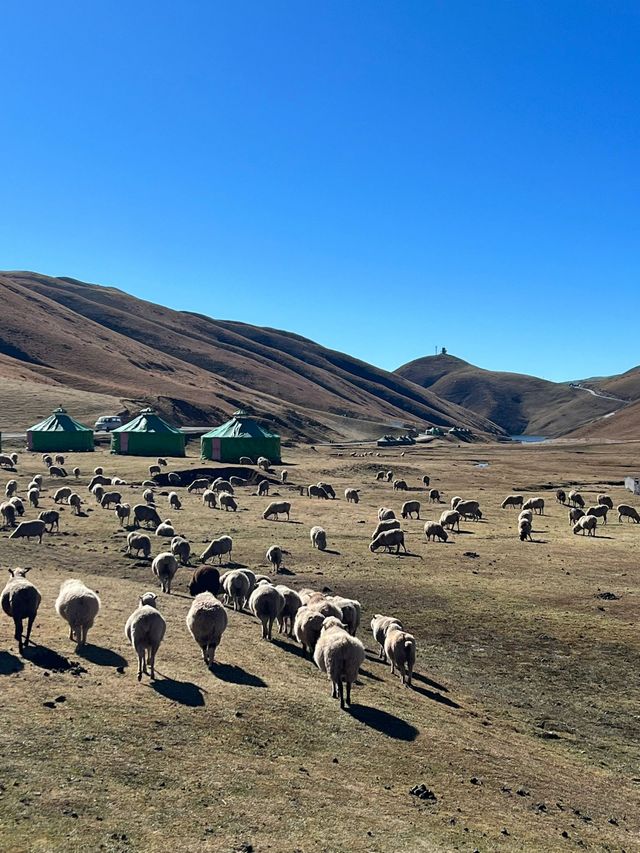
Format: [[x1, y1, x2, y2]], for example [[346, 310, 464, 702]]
[[509, 435, 547, 443]]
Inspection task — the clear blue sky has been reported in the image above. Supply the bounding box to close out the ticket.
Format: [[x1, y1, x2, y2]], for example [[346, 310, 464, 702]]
[[1, 1, 638, 382]]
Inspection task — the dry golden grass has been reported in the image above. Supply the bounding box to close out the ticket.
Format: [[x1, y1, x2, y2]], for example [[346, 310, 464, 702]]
[[0, 438, 639, 852]]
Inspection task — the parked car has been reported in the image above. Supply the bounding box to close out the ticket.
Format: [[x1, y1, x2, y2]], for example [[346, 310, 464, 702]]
[[94, 415, 123, 432]]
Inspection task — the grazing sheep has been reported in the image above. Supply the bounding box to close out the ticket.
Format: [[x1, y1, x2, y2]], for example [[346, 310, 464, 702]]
[[393, 479, 408, 492], [309, 484, 329, 500], [48, 466, 67, 478], [222, 570, 250, 611], [1, 502, 16, 528], [94, 467, 104, 476], [257, 457, 271, 472], [72, 466, 80, 479], [385, 471, 393, 482], [149, 465, 161, 478], [239, 456, 253, 465], [276, 585, 302, 636], [27, 488, 39, 509], [0, 454, 15, 468], [568, 490, 585, 508], [1, 568, 42, 653], [586, 505, 608, 524], [257, 480, 270, 497], [249, 584, 285, 640], [522, 497, 545, 515], [384, 625, 416, 686], [317, 482, 336, 499], [263, 501, 291, 521], [143, 489, 155, 505], [127, 532, 151, 558], [9, 497, 25, 517], [38, 510, 60, 532], [114, 502, 130, 526], [32, 474, 43, 486], [133, 504, 162, 529], [54, 455, 65, 466], [9, 520, 46, 543], [439, 510, 461, 532], [213, 480, 234, 494], [375, 471, 385, 481], [370, 529, 407, 554], [573, 515, 598, 536], [281, 470, 288, 484], [327, 596, 361, 636], [168, 491, 181, 511], [345, 488, 360, 503], [518, 519, 532, 541], [125, 592, 166, 681], [401, 500, 420, 520], [313, 617, 366, 708], [568, 507, 585, 526], [171, 536, 191, 566], [556, 489, 566, 504], [597, 494, 614, 509], [53, 486, 72, 504], [92, 484, 105, 505], [55, 579, 100, 647], [200, 535, 233, 564], [618, 504, 640, 523], [306, 595, 343, 621], [152, 552, 179, 593], [219, 493, 238, 512], [188, 478, 211, 494], [101, 491, 122, 510], [424, 522, 448, 543], [371, 614, 403, 659], [186, 593, 228, 665], [456, 500, 482, 521], [266, 545, 284, 573], [310, 525, 327, 551], [5, 480, 18, 498], [429, 489, 441, 503], [377, 507, 396, 521], [202, 489, 217, 509], [167, 472, 181, 486], [157, 458, 167, 467], [294, 606, 326, 654], [88, 475, 112, 491], [188, 565, 220, 597], [371, 519, 401, 540], [518, 509, 534, 524], [501, 494, 524, 509], [229, 476, 245, 487], [155, 519, 175, 538], [450, 496, 462, 510]]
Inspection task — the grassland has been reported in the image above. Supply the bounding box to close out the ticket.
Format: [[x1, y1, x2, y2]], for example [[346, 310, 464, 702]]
[[0, 437, 639, 852]]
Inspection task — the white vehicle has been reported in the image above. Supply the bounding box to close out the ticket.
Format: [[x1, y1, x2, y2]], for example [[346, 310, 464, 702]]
[[94, 415, 123, 432]]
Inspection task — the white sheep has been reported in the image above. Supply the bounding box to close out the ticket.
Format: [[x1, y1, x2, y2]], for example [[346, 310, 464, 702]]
[[327, 595, 361, 636], [401, 500, 420, 519], [1, 502, 16, 528], [573, 515, 598, 536], [188, 478, 211, 494], [263, 501, 291, 521], [200, 535, 233, 565], [384, 625, 416, 687], [38, 509, 60, 532], [522, 497, 544, 515], [371, 518, 401, 540], [345, 488, 360, 503], [127, 532, 151, 557], [9, 520, 46, 543], [101, 491, 122, 509], [377, 507, 396, 521], [171, 536, 191, 566], [152, 552, 179, 593], [281, 470, 288, 484], [586, 504, 608, 524], [143, 488, 155, 504], [424, 522, 448, 542], [456, 499, 482, 520], [266, 545, 283, 573], [294, 606, 326, 654], [55, 579, 101, 647], [308, 484, 329, 499], [249, 584, 285, 640], [186, 592, 228, 666], [167, 492, 181, 511], [370, 614, 403, 659], [618, 504, 640, 523], [202, 489, 217, 509], [429, 489, 441, 503], [53, 486, 72, 504], [313, 617, 366, 709], [5, 480, 18, 498], [9, 497, 24, 517], [219, 493, 238, 512], [125, 592, 166, 681], [439, 510, 460, 532], [501, 494, 524, 509], [222, 570, 250, 611], [392, 479, 408, 492], [68, 493, 83, 515], [1, 568, 42, 653], [275, 585, 302, 636], [310, 525, 327, 551], [597, 494, 614, 509], [115, 503, 131, 526], [518, 519, 532, 541], [155, 519, 175, 538], [369, 529, 406, 554]]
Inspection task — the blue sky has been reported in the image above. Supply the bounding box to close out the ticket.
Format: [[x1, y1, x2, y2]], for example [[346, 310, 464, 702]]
[[1, 1, 638, 381]]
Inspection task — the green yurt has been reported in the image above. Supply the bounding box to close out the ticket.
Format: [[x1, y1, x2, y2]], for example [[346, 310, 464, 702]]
[[201, 410, 281, 463], [27, 408, 94, 452], [110, 408, 185, 457]]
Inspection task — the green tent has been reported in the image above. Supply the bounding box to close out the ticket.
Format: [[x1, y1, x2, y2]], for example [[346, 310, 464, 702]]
[[110, 408, 185, 457], [27, 408, 94, 452], [201, 410, 281, 463]]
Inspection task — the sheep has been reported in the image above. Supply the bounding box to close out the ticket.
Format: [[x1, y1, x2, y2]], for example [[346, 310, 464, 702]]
[[281, 470, 288, 484], [1, 502, 16, 528], [257, 457, 270, 472], [371, 519, 401, 541], [9, 520, 46, 543], [114, 502, 130, 526], [518, 519, 532, 541], [424, 522, 448, 542], [168, 491, 181, 511], [318, 482, 336, 499], [393, 479, 408, 492], [421, 475, 430, 487], [266, 545, 284, 573], [518, 509, 534, 524], [9, 453, 18, 466], [157, 458, 168, 467], [152, 552, 179, 593], [345, 488, 360, 503], [263, 501, 291, 521], [55, 579, 101, 647], [202, 489, 217, 509], [127, 532, 152, 558], [143, 488, 156, 504], [171, 536, 191, 566], [188, 478, 211, 494], [457, 500, 483, 521], [254, 479, 269, 498], [155, 519, 175, 538], [568, 490, 585, 508], [377, 507, 396, 521], [94, 466, 104, 476], [125, 592, 166, 681], [167, 472, 181, 486], [38, 510, 60, 532], [229, 476, 245, 487], [5, 480, 18, 498], [32, 474, 43, 486], [617, 504, 640, 523], [429, 489, 441, 503], [9, 497, 24, 517], [186, 593, 228, 666], [450, 496, 462, 510], [385, 471, 393, 482], [439, 510, 461, 532], [149, 465, 161, 478], [568, 507, 585, 526], [370, 529, 407, 554], [327, 595, 361, 636], [401, 500, 420, 519], [307, 595, 343, 620], [88, 474, 111, 490], [597, 494, 614, 509], [309, 484, 329, 500], [0, 454, 15, 468], [101, 491, 122, 510], [1, 568, 41, 653], [54, 455, 65, 466], [249, 584, 285, 640], [501, 494, 524, 509], [27, 488, 39, 509], [48, 466, 67, 478], [371, 614, 403, 659], [276, 585, 302, 636], [42, 454, 53, 467], [219, 493, 238, 512], [92, 484, 105, 504], [294, 606, 326, 654], [239, 456, 253, 465], [213, 480, 234, 494], [72, 466, 80, 479], [556, 489, 566, 504], [313, 617, 366, 709], [310, 525, 327, 551], [222, 570, 250, 611], [188, 565, 220, 597], [586, 504, 608, 524], [384, 625, 416, 686], [375, 471, 385, 481], [573, 515, 598, 536], [133, 504, 162, 529], [200, 535, 233, 564], [522, 497, 545, 515]]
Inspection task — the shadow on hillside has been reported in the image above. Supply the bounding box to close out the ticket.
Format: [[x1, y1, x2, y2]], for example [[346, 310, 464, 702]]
[[347, 704, 419, 741], [411, 683, 461, 709], [0, 650, 23, 675], [412, 671, 449, 693], [78, 644, 128, 668], [151, 677, 205, 707], [272, 637, 309, 660], [212, 663, 267, 688], [22, 644, 79, 672], [321, 549, 341, 556], [359, 667, 384, 682], [275, 566, 295, 576]]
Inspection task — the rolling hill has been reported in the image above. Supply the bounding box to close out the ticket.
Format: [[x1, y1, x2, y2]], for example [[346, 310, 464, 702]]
[[395, 353, 628, 437], [0, 272, 503, 439]]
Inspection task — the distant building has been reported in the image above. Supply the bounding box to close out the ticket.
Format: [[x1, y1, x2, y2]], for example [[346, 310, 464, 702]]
[[624, 476, 640, 496]]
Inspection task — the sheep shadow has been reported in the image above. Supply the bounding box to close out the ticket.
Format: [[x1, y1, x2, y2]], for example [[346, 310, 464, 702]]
[[151, 677, 205, 706], [272, 637, 309, 660], [275, 566, 295, 576], [411, 683, 461, 709], [21, 644, 79, 672], [347, 704, 419, 741], [412, 671, 449, 693], [321, 549, 341, 556], [212, 663, 267, 688], [77, 644, 128, 668], [359, 667, 384, 683], [0, 650, 23, 675]]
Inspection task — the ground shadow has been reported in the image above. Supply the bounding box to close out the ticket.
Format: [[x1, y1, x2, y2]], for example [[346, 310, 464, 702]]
[[0, 650, 23, 675], [22, 644, 79, 672], [411, 683, 461, 709], [272, 637, 309, 660], [212, 662, 267, 687], [348, 704, 419, 741], [412, 671, 449, 693], [359, 667, 384, 682], [77, 644, 128, 668], [455, 530, 476, 535], [151, 677, 205, 706], [276, 566, 296, 576], [321, 548, 341, 556]]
